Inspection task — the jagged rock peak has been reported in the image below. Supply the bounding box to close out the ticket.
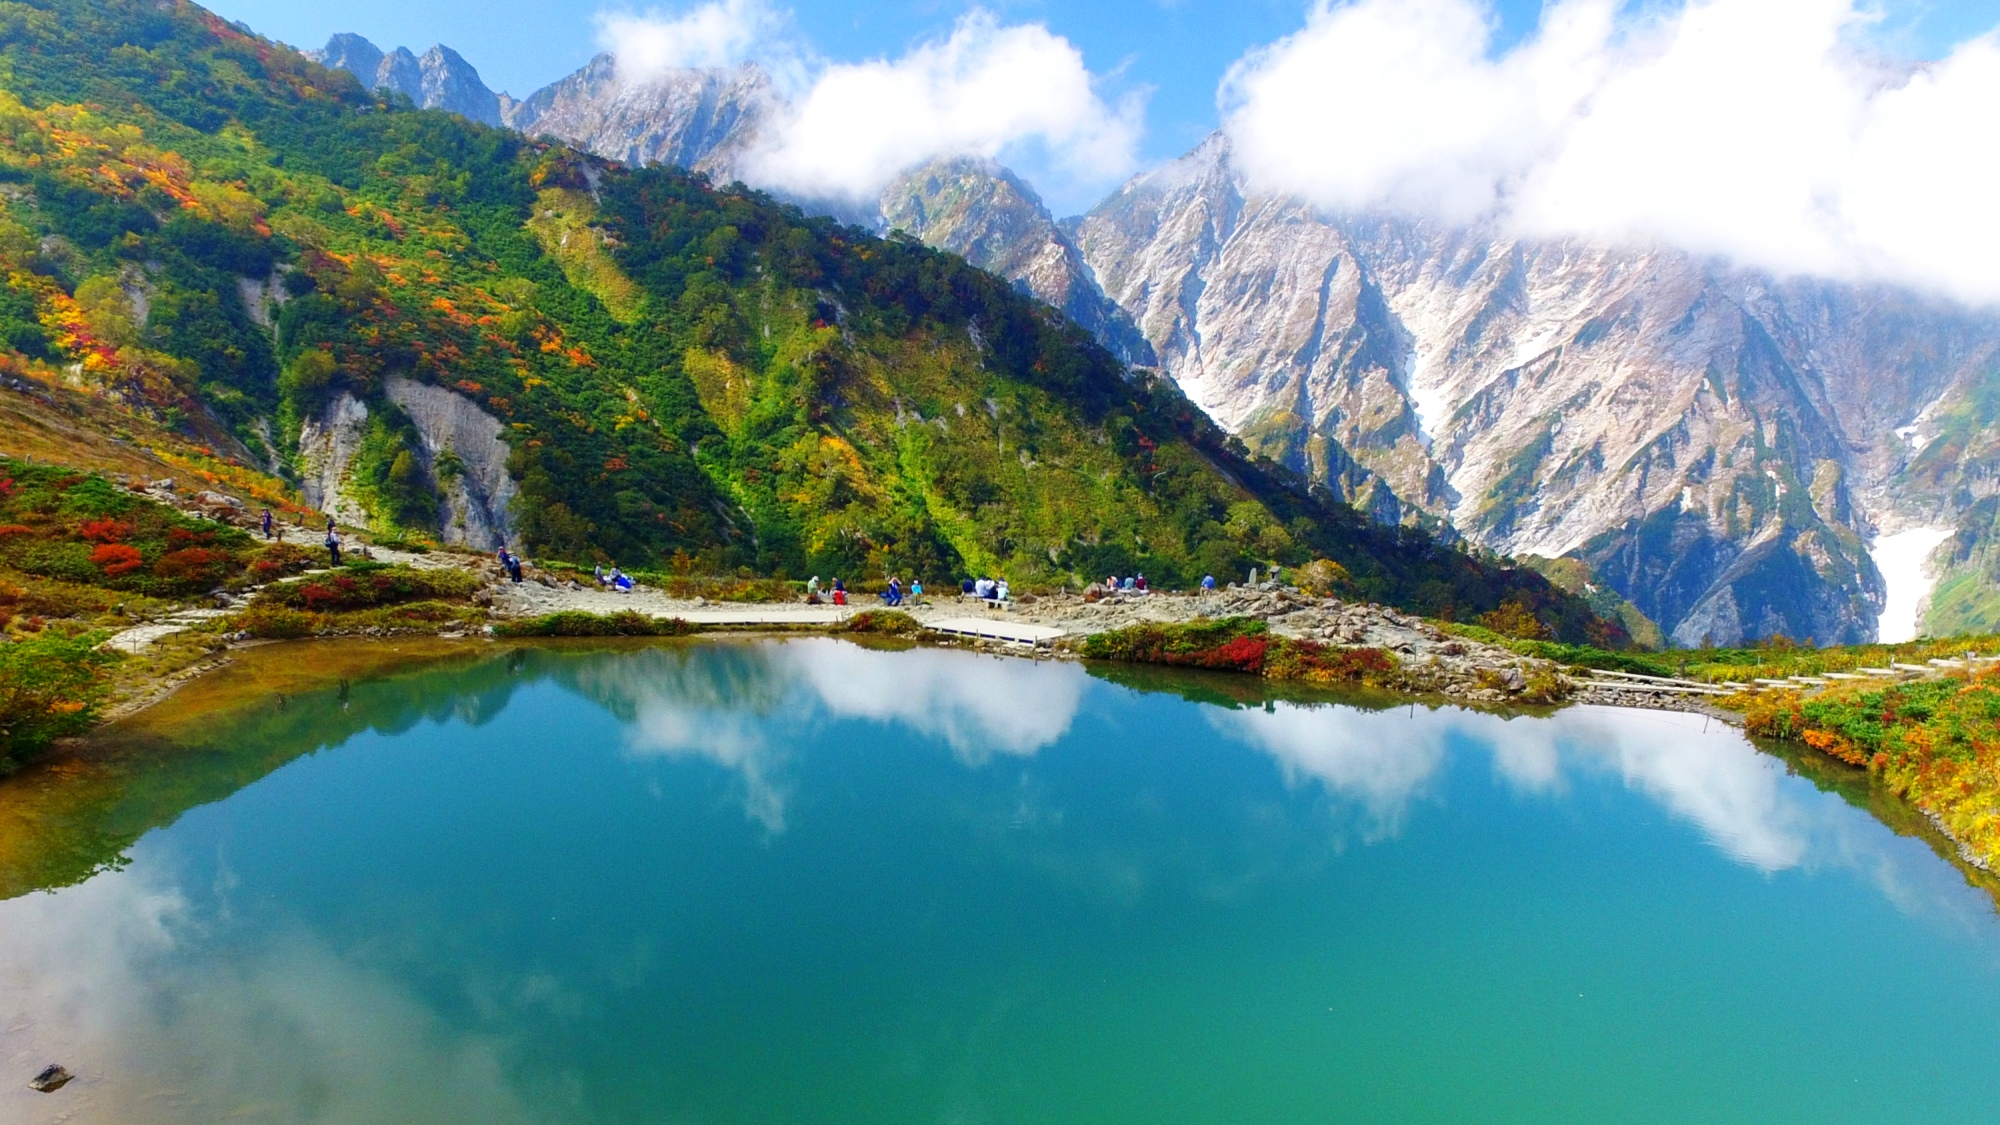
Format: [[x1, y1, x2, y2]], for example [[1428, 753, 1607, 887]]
[[308, 34, 501, 127], [505, 55, 775, 180], [881, 156, 1154, 366]]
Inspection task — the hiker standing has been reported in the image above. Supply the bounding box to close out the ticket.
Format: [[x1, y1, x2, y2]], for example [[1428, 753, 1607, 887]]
[[260, 508, 273, 540], [324, 524, 342, 567]]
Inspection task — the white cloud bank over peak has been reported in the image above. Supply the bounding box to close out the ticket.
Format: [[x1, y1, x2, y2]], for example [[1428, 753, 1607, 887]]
[[596, 3, 1144, 205], [596, 0, 791, 80], [1221, 0, 2000, 304], [746, 10, 1144, 203]]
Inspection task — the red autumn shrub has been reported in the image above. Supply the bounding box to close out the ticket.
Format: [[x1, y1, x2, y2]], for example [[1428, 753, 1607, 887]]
[[166, 526, 217, 548], [0, 524, 32, 538], [1208, 634, 1270, 673], [90, 542, 144, 577], [153, 546, 231, 584], [78, 518, 132, 543]]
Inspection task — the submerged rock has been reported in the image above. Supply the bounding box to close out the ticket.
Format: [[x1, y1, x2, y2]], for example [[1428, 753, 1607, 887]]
[[28, 1064, 72, 1092]]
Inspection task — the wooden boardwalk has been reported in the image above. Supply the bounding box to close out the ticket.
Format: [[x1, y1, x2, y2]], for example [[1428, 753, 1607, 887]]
[[923, 617, 1073, 647]]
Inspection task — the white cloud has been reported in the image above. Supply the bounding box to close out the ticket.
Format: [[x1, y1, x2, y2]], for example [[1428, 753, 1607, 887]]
[[1221, 0, 2000, 304], [597, 5, 1142, 205], [596, 0, 790, 82], [744, 10, 1143, 203]]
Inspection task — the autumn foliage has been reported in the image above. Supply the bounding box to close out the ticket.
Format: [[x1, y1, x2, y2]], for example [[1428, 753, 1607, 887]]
[[1747, 669, 2000, 866], [1081, 617, 1400, 686]]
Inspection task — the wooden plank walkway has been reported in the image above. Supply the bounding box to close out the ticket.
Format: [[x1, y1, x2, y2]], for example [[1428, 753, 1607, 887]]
[[662, 608, 851, 626], [924, 617, 1072, 647]]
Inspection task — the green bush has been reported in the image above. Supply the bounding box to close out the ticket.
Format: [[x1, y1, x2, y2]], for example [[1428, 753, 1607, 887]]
[[0, 630, 118, 770], [843, 610, 922, 635], [257, 564, 482, 612]]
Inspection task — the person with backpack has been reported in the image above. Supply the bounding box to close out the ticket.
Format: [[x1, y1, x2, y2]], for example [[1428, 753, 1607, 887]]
[[261, 508, 274, 540], [324, 522, 342, 567]]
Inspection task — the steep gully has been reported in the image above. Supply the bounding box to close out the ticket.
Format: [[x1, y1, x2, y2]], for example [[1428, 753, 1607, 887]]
[[308, 37, 2000, 646]]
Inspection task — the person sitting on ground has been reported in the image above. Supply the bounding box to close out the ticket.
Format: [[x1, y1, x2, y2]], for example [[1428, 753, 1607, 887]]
[[974, 577, 993, 600], [1202, 574, 1216, 593], [831, 578, 847, 606], [1122, 575, 1136, 591], [806, 575, 821, 601], [961, 577, 976, 596], [611, 567, 633, 591], [1135, 573, 1148, 593], [1106, 574, 1119, 591], [995, 580, 1010, 602]]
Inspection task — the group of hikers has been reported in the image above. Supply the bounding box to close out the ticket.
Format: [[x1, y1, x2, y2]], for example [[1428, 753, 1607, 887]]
[[961, 577, 1011, 602], [287, 510, 1230, 604]]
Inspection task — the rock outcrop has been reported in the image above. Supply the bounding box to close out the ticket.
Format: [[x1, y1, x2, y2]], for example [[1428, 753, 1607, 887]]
[[880, 157, 1153, 366], [297, 392, 372, 527], [384, 376, 516, 549]]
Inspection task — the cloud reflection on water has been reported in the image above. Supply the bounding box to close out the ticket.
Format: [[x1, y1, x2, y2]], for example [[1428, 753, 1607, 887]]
[[570, 639, 1088, 830], [0, 867, 543, 1125], [1210, 701, 1824, 870], [1205, 699, 1991, 927]]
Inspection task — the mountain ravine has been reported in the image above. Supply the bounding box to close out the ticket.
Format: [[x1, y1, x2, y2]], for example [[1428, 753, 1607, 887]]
[[312, 36, 2000, 647]]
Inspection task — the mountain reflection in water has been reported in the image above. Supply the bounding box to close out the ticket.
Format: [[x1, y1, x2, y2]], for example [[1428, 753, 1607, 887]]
[[3, 637, 1999, 1125]]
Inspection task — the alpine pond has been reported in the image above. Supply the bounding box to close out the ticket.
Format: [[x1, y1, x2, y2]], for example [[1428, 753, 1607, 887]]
[[3, 637, 2000, 1123]]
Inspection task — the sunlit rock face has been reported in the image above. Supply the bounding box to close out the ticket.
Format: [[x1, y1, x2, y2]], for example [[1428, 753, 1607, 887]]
[[296, 392, 372, 529], [503, 56, 775, 181], [880, 157, 1154, 366], [383, 378, 516, 550], [1073, 134, 2000, 646]]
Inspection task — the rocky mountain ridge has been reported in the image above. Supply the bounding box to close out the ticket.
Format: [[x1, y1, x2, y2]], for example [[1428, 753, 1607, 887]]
[[308, 38, 1154, 366], [307, 33, 2000, 647]]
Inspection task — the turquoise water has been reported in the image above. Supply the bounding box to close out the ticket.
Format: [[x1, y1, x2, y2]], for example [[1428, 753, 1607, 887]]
[[4, 637, 2000, 1123]]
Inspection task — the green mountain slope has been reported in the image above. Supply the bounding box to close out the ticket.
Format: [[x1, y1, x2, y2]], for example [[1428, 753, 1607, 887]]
[[0, 0, 1618, 641]]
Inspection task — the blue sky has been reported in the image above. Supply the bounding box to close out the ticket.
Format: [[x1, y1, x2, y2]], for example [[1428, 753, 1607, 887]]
[[206, 0, 2000, 171]]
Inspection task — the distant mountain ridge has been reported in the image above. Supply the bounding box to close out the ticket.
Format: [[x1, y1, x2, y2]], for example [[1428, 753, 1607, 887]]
[[0, 1, 1613, 644], [308, 32, 2000, 646], [307, 37, 1156, 366]]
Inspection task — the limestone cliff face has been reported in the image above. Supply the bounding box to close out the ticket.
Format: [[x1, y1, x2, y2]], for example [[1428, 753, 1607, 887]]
[[879, 157, 1153, 366], [294, 382, 518, 548], [1073, 135, 2000, 646], [297, 392, 372, 528], [384, 377, 516, 549]]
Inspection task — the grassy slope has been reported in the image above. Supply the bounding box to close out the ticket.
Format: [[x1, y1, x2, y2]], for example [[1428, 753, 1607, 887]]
[[0, 0, 1615, 640]]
